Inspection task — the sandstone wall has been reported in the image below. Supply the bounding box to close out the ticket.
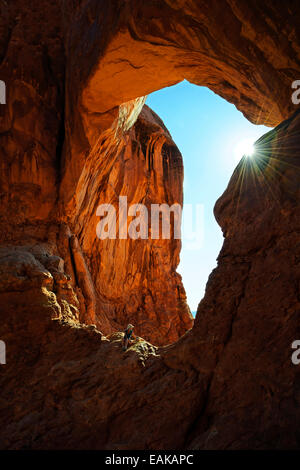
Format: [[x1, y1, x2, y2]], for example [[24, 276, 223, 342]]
[[0, 0, 299, 450]]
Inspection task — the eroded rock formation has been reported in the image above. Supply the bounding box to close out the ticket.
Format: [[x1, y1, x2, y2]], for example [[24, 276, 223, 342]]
[[67, 105, 193, 344], [0, 0, 299, 450]]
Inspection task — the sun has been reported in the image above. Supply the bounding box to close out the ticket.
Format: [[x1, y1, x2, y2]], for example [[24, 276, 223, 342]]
[[233, 138, 255, 163]]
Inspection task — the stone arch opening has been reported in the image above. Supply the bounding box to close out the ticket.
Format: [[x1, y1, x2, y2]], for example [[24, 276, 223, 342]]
[[60, 0, 300, 346], [1, 0, 300, 450], [146, 80, 271, 315]]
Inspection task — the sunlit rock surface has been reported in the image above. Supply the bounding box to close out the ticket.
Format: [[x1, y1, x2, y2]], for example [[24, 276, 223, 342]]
[[0, 0, 299, 450], [65, 104, 193, 345]]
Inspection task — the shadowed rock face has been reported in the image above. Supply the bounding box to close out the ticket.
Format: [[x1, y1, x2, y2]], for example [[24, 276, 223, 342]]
[[0, 0, 300, 450]]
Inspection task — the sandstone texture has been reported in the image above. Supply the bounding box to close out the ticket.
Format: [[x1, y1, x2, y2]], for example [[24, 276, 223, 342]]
[[0, 0, 299, 450], [68, 105, 193, 345]]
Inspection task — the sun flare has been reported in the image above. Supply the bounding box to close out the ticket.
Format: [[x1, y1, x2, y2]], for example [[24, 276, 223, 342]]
[[233, 138, 255, 163]]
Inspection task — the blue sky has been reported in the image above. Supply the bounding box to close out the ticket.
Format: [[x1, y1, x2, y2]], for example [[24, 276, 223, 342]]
[[146, 80, 270, 312]]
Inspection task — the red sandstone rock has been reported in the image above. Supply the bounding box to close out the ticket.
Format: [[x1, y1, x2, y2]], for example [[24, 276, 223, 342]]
[[0, 0, 299, 451], [66, 104, 193, 345]]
